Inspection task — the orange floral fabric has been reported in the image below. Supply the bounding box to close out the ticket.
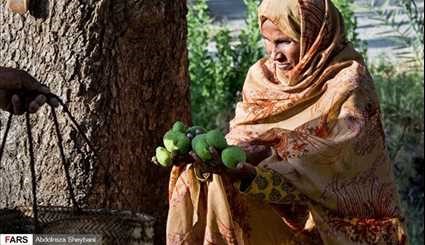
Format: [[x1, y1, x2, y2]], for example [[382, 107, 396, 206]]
[[166, 0, 407, 244]]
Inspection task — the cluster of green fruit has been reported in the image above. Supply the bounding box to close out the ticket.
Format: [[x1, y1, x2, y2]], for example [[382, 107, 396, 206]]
[[153, 121, 247, 169]]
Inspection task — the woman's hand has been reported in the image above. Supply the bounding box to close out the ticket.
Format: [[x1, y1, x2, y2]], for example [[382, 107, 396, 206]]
[[190, 147, 257, 184], [239, 142, 272, 166], [171, 153, 197, 167], [0, 67, 58, 114]]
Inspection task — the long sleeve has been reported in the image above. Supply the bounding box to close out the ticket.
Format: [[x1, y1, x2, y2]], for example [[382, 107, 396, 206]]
[[237, 166, 309, 205]]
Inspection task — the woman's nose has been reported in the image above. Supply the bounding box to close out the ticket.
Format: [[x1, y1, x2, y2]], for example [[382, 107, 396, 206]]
[[271, 47, 284, 60]]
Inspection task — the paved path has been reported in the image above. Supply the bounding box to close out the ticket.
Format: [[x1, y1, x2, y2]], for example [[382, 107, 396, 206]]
[[206, 0, 424, 63]]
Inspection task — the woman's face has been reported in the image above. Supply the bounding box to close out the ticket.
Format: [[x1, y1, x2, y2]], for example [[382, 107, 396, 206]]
[[261, 19, 300, 76]]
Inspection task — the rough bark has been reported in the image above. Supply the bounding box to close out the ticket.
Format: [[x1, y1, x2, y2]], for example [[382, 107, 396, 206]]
[[0, 0, 189, 243]]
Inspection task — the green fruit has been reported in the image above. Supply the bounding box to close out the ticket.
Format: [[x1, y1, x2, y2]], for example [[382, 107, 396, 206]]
[[164, 131, 191, 154], [206, 129, 228, 150], [221, 146, 247, 169], [155, 146, 173, 167], [186, 126, 206, 136], [191, 134, 212, 161], [172, 121, 187, 133]]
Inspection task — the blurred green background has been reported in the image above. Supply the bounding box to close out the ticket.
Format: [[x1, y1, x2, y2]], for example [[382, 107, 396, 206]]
[[187, 0, 424, 243]]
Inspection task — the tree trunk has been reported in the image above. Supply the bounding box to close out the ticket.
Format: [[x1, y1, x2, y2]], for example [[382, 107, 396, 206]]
[[0, 0, 189, 243]]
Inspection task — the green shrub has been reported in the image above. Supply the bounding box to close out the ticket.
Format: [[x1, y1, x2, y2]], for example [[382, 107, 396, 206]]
[[369, 0, 424, 70], [188, 0, 263, 131]]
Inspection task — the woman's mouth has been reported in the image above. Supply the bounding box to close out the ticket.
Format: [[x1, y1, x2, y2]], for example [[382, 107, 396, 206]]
[[274, 62, 291, 70]]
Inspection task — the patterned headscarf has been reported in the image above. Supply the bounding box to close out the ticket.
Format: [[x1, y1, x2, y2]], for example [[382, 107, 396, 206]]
[[230, 0, 363, 127], [258, 0, 354, 86]]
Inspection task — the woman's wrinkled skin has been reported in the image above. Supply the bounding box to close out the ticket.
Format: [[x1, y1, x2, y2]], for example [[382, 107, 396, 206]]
[[261, 19, 301, 83]]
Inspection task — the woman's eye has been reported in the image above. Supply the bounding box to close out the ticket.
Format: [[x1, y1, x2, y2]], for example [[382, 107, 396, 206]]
[[276, 39, 290, 45]]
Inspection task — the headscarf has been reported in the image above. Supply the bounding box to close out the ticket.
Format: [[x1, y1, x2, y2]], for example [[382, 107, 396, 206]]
[[231, 0, 363, 126]]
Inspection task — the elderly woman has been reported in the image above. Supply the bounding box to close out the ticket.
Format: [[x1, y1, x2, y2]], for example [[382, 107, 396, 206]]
[[167, 0, 407, 244]]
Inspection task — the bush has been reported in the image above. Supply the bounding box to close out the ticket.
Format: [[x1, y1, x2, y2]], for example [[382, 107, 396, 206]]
[[188, 0, 263, 131], [369, 0, 424, 70]]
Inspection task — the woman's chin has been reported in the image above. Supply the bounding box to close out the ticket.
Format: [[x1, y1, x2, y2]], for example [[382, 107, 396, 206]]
[[275, 69, 291, 85]]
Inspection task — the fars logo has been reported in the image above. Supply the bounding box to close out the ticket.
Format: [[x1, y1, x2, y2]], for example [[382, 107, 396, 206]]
[[0, 235, 33, 245]]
